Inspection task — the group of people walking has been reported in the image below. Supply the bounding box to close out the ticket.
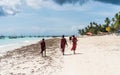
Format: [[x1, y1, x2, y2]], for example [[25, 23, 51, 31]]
[[40, 35, 77, 57], [60, 35, 77, 55]]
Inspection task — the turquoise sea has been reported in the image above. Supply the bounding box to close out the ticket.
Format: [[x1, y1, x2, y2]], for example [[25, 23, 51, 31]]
[[0, 37, 41, 45], [0, 37, 49, 56]]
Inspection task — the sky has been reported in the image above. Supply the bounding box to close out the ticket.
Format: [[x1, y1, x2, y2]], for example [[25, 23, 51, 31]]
[[0, 0, 120, 36]]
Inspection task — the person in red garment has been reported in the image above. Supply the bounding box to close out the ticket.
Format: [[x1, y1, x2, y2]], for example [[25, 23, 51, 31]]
[[40, 38, 46, 57], [71, 35, 77, 54], [60, 35, 67, 55]]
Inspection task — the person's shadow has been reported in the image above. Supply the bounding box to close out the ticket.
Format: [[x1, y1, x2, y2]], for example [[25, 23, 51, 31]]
[[64, 54, 72, 56], [64, 53, 83, 56], [75, 53, 83, 55]]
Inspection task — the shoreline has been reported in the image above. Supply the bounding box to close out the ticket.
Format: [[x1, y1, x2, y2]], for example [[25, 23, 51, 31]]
[[0, 37, 52, 57], [1, 34, 120, 75], [0, 38, 63, 75]]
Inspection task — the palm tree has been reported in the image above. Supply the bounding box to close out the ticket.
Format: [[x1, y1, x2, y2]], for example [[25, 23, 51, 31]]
[[115, 13, 119, 20], [112, 18, 115, 23], [105, 17, 110, 26], [90, 22, 93, 28], [78, 12, 120, 35], [81, 29, 85, 35], [85, 27, 88, 33], [78, 29, 82, 35], [111, 24, 115, 32], [113, 12, 120, 31]]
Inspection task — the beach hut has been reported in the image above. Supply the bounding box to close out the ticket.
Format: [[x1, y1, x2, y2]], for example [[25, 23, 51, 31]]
[[86, 32, 92, 36]]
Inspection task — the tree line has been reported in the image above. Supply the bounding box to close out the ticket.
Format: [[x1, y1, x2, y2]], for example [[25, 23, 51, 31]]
[[78, 12, 120, 35]]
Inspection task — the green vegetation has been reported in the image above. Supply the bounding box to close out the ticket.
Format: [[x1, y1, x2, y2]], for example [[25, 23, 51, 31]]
[[78, 12, 120, 35]]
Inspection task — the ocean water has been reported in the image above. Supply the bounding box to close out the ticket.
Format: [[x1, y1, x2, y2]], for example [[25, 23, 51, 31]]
[[0, 37, 48, 56]]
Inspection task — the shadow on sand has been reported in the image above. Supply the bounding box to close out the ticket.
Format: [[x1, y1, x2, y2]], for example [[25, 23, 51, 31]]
[[64, 52, 83, 56], [64, 54, 72, 56], [75, 53, 83, 55]]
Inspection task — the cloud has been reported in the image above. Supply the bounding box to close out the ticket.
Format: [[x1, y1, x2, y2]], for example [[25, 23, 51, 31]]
[[0, 0, 54, 16], [53, 0, 89, 5], [0, 0, 120, 16], [25, 0, 120, 7], [52, 0, 120, 5], [25, 0, 44, 8], [0, 7, 5, 16], [94, 0, 120, 5], [0, 0, 21, 16]]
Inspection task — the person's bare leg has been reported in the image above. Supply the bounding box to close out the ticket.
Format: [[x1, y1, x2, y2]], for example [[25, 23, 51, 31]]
[[44, 50, 46, 57], [74, 50, 75, 54], [41, 53, 43, 57], [62, 49, 64, 55], [41, 50, 43, 57], [63, 52, 64, 55]]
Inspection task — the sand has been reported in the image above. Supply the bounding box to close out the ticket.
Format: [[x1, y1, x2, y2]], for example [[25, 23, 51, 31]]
[[60, 34, 120, 75], [0, 38, 63, 75], [1, 34, 120, 75]]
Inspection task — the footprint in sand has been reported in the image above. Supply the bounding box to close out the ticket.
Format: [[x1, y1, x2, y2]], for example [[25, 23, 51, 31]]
[[23, 67, 29, 69], [9, 72, 13, 75], [36, 68, 40, 72], [16, 66, 20, 69], [34, 66, 37, 68], [31, 69, 34, 73], [112, 48, 119, 51], [39, 61, 45, 64]]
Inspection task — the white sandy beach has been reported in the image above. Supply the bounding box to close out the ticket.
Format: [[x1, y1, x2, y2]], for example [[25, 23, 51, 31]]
[[60, 34, 120, 75], [0, 34, 120, 75]]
